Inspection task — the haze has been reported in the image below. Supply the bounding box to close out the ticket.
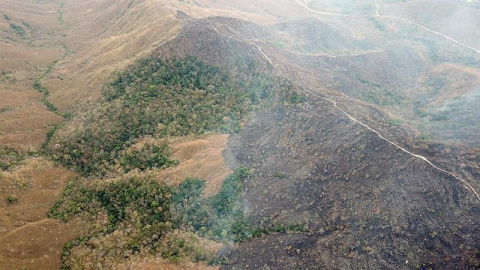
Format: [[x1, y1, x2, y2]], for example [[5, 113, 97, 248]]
[[0, 0, 479, 269]]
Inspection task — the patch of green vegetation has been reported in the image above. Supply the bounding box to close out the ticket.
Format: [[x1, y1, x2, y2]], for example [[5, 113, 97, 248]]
[[32, 60, 69, 118], [387, 118, 402, 126], [159, 233, 221, 264], [273, 171, 288, 179], [58, 11, 64, 24], [52, 169, 305, 268], [6, 195, 18, 205], [9, 23, 26, 36], [172, 169, 249, 241], [120, 142, 178, 173], [419, 133, 435, 141], [49, 174, 214, 268], [21, 21, 33, 30], [42, 124, 64, 150], [4, 14, 10, 21], [33, 79, 60, 114], [49, 177, 172, 230], [59, 236, 91, 270], [361, 89, 402, 106], [173, 168, 304, 242], [32, 80, 48, 95], [0, 148, 28, 170], [367, 17, 385, 32], [48, 57, 304, 176], [58, 9, 64, 25], [173, 178, 210, 230], [357, 74, 403, 106]]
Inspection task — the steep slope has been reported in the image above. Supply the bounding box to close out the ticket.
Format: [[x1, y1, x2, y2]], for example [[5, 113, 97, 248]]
[[46, 0, 183, 110], [40, 18, 305, 269], [43, 15, 480, 269], [2, 0, 480, 269], [381, 0, 480, 50], [274, 18, 376, 55], [195, 13, 480, 147], [223, 102, 480, 270]]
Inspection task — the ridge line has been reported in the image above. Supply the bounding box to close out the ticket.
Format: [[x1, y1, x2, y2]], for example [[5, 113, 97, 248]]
[[206, 18, 480, 202]]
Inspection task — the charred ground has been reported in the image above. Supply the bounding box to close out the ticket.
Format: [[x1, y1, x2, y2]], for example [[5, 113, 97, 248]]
[[1, 1, 480, 269]]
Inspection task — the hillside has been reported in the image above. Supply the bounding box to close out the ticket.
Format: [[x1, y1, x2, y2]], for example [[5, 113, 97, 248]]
[[224, 103, 479, 269], [1, 0, 479, 269], [381, 0, 480, 49], [0, 0, 66, 150]]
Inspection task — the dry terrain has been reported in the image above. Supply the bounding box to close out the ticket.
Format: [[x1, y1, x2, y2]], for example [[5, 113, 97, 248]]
[[0, 158, 85, 269], [159, 134, 233, 197], [0, 0, 66, 150], [0, 0, 479, 269]]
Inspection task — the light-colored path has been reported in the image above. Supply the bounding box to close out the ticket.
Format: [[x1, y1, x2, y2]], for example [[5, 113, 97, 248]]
[[207, 19, 480, 202], [295, 0, 480, 55]]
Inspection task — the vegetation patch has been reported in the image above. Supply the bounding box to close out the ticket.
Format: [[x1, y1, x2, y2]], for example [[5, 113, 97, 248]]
[[173, 168, 305, 242], [0, 148, 29, 170], [50, 168, 305, 268], [48, 177, 172, 229], [173, 168, 249, 242], [120, 141, 178, 173], [21, 21, 33, 30], [48, 57, 304, 176], [9, 23, 26, 36], [387, 118, 403, 127], [32, 59, 69, 117], [6, 195, 18, 205]]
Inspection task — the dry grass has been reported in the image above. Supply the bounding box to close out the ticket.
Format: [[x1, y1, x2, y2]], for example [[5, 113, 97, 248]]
[[0, 218, 85, 270], [47, 0, 183, 110], [0, 157, 86, 270], [0, 158, 76, 231], [161, 134, 232, 197], [118, 134, 233, 197], [0, 0, 66, 151]]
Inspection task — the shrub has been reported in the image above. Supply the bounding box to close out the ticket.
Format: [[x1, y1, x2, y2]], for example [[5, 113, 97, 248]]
[[0, 148, 27, 170], [173, 178, 210, 230], [49, 177, 172, 230], [120, 142, 177, 173], [10, 23, 26, 36], [6, 195, 18, 205], [52, 169, 305, 268]]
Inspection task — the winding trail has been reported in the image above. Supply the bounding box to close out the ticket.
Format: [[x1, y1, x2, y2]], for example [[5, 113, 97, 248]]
[[0, 219, 50, 241], [207, 20, 277, 67], [295, 0, 480, 55], [294, 0, 358, 17], [207, 19, 480, 202]]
